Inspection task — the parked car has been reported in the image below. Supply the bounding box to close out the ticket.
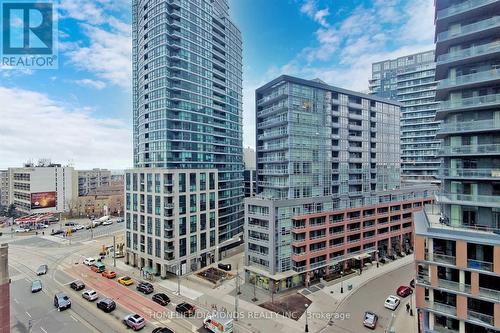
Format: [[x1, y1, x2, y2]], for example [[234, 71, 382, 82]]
[[90, 262, 106, 273], [15, 228, 29, 233], [54, 292, 71, 311], [97, 298, 116, 313], [70, 280, 85, 291], [123, 313, 146, 331], [102, 220, 113, 226], [116, 218, 125, 223], [73, 224, 85, 230], [136, 281, 154, 294], [117, 276, 134, 286], [396, 285, 413, 297], [36, 264, 48, 276], [82, 289, 98, 301], [31, 280, 42, 293], [410, 278, 415, 288], [384, 295, 401, 311], [50, 229, 64, 235], [363, 311, 378, 329], [83, 257, 96, 266], [175, 302, 195, 316], [218, 263, 231, 271], [152, 328, 174, 333], [102, 270, 117, 279], [152, 293, 170, 306]]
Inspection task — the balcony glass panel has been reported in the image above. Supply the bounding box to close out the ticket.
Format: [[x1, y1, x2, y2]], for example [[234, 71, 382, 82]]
[[438, 69, 500, 90], [468, 310, 494, 326], [437, 0, 498, 19], [439, 93, 500, 111], [437, 17, 500, 41]]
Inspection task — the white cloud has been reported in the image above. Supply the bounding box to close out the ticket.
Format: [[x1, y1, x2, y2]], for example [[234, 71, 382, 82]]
[[65, 23, 132, 89], [0, 87, 131, 169], [300, 0, 330, 27], [74, 78, 107, 90], [59, 0, 132, 89]]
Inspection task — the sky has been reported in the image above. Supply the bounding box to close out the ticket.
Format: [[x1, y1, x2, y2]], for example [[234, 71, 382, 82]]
[[0, 0, 435, 169]]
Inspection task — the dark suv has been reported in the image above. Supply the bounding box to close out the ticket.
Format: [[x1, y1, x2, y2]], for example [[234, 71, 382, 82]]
[[175, 302, 195, 316], [136, 282, 154, 294], [152, 293, 170, 306], [54, 292, 71, 311], [70, 280, 85, 291], [97, 298, 116, 313]]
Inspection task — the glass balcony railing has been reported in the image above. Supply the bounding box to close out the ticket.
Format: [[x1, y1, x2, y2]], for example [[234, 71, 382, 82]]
[[437, 192, 500, 206], [467, 258, 493, 272], [440, 168, 500, 179], [478, 286, 500, 300], [437, 16, 500, 42], [437, 279, 471, 294], [438, 42, 500, 63], [424, 301, 457, 316], [438, 69, 500, 90], [437, 0, 498, 20], [439, 93, 500, 111], [439, 119, 500, 134], [439, 143, 500, 155], [468, 310, 494, 326], [425, 252, 457, 265]]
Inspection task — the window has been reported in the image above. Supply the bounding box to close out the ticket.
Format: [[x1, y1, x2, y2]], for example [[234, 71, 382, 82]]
[[179, 217, 186, 236], [179, 173, 186, 192], [190, 194, 197, 213], [190, 173, 196, 192], [190, 215, 197, 234]]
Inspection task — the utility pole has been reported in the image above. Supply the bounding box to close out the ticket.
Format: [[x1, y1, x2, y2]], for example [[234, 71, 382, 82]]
[[177, 261, 181, 295], [235, 271, 240, 321], [113, 235, 116, 267]]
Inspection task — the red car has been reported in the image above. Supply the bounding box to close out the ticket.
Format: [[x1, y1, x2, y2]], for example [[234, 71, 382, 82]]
[[396, 285, 413, 297]]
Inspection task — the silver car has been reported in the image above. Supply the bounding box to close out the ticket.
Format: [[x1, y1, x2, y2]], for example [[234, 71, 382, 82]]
[[123, 314, 145, 331], [31, 280, 42, 293], [82, 289, 98, 301], [36, 264, 48, 276]]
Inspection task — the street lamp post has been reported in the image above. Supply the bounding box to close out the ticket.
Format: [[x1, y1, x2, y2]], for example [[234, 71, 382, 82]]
[[340, 271, 344, 293], [176, 261, 181, 295], [304, 303, 309, 332]]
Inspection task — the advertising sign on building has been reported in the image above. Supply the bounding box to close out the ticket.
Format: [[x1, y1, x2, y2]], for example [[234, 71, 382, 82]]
[[31, 192, 56, 209]]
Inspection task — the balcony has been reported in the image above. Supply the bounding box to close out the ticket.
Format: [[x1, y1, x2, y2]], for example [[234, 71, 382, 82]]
[[437, 42, 500, 65], [258, 143, 288, 152], [437, 279, 471, 294], [437, 93, 500, 118], [437, 118, 500, 137], [437, 16, 500, 42], [437, 192, 500, 208], [478, 286, 500, 301], [258, 169, 288, 175], [468, 310, 494, 326], [424, 301, 457, 317], [440, 168, 500, 180], [257, 104, 287, 117], [256, 92, 287, 106], [437, 69, 500, 93], [425, 252, 457, 265], [437, 0, 498, 20], [439, 143, 500, 156], [467, 258, 493, 272]]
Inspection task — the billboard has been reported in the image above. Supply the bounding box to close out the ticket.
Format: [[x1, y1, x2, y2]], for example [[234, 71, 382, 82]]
[[31, 192, 56, 210]]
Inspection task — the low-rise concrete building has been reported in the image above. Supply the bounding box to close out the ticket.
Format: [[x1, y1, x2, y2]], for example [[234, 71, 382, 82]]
[[77, 168, 111, 196]]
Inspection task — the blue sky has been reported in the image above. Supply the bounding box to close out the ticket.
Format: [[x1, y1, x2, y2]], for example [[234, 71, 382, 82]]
[[0, 0, 434, 169]]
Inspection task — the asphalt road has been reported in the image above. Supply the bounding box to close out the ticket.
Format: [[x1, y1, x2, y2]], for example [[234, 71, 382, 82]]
[[326, 263, 414, 333]]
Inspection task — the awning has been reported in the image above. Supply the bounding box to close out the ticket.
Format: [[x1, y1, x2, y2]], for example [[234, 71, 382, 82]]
[[353, 253, 372, 260]]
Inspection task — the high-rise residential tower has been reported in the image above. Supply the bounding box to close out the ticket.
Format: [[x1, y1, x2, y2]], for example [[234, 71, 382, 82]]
[[370, 51, 441, 183], [130, 0, 244, 264], [414, 1, 500, 332]]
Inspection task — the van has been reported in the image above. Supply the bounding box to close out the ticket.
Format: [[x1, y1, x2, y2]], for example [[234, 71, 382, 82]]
[[91, 262, 106, 273], [83, 257, 96, 266]]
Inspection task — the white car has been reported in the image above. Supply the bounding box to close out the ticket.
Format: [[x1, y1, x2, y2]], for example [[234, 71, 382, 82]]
[[74, 224, 85, 230], [83, 257, 96, 266], [102, 220, 113, 226], [15, 228, 29, 233], [82, 289, 98, 301], [384, 295, 401, 310]]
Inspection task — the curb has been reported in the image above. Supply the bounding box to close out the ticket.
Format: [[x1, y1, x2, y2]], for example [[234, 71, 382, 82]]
[[333, 258, 414, 312]]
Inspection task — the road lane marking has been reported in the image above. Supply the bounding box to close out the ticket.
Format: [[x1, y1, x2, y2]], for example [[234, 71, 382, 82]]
[[25, 311, 31, 318], [70, 314, 78, 322], [40, 328, 48, 333]]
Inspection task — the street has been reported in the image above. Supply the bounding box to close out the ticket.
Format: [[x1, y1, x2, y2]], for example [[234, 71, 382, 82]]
[[326, 263, 414, 333]]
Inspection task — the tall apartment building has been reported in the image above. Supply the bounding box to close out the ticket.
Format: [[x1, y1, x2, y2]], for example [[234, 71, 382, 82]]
[[370, 51, 441, 183], [128, 0, 243, 273], [77, 168, 111, 196], [414, 1, 500, 332], [245, 75, 413, 287], [125, 169, 219, 275], [8, 164, 77, 215], [0, 170, 8, 208]]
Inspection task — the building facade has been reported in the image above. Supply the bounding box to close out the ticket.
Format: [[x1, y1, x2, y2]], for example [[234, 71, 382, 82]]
[[125, 169, 219, 276], [245, 75, 413, 287], [0, 170, 8, 208], [414, 0, 500, 332], [370, 51, 441, 183], [7, 165, 77, 215], [77, 169, 111, 196], [132, 0, 244, 248], [243, 169, 256, 197], [0, 244, 9, 333]]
